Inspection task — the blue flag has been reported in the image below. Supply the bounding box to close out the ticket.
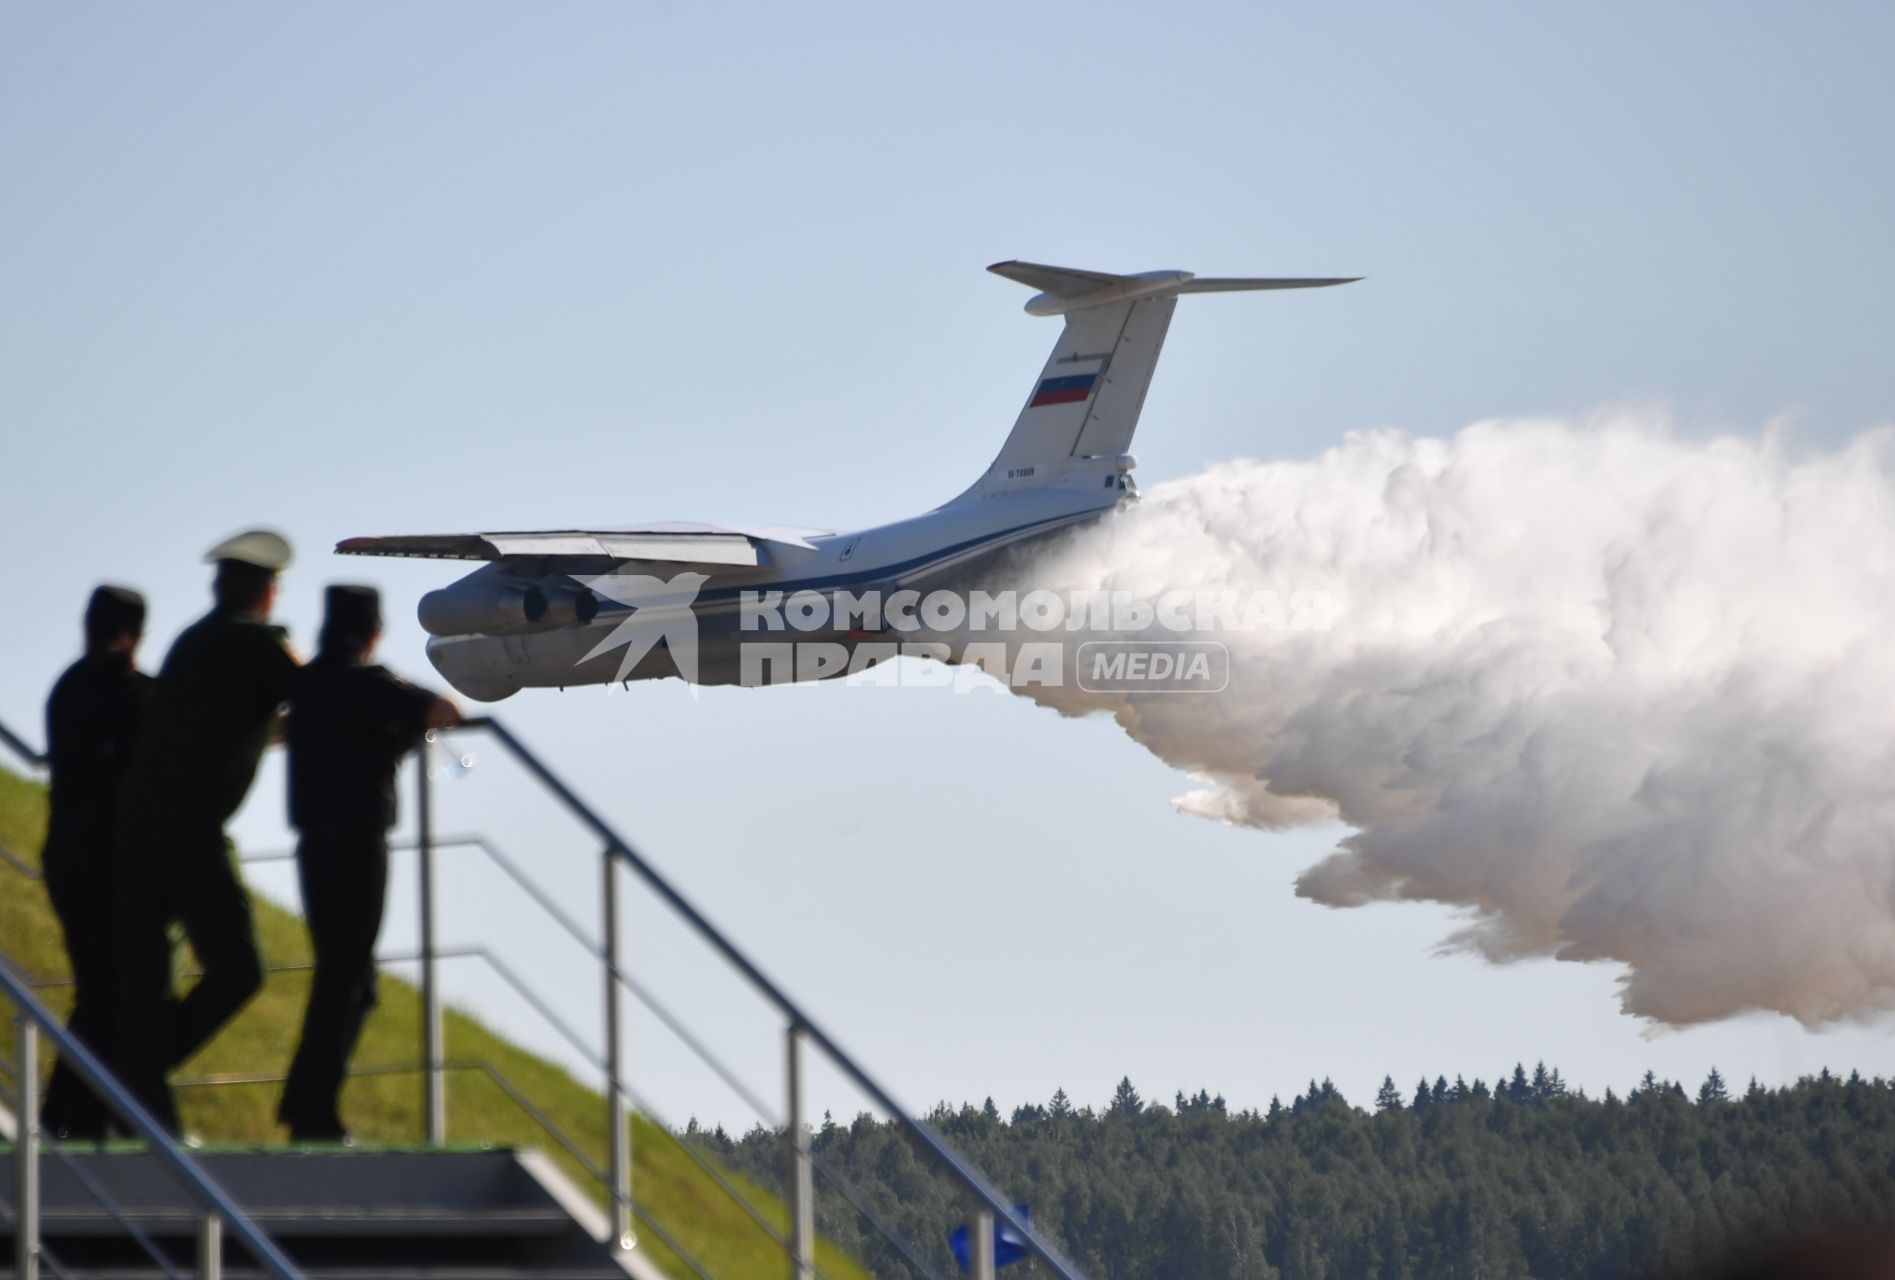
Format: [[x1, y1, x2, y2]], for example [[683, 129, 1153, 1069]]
[[948, 1205, 1032, 1272]]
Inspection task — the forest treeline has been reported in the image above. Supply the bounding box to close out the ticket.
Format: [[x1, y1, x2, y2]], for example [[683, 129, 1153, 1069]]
[[684, 1065, 1895, 1279]]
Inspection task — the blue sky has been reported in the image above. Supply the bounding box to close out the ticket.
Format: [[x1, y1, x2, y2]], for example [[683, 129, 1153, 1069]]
[[4, 2, 1894, 1134]]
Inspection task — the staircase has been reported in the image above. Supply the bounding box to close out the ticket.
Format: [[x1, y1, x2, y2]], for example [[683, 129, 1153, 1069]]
[[0, 1148, 658, 1280], [1, 713, 1083, 1280]]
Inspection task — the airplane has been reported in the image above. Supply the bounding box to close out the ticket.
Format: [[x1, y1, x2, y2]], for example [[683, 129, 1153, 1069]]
[[337, 261, 1357, 700]]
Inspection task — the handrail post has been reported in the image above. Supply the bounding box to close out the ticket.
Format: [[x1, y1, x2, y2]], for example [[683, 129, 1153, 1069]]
[[602, 850, 634, 1251], [199, 1212, 223, 1280], [969, 1205, 995, 1280], [785, 1024, 814, 1280], [417, 740, 445, 1144], [14, 1017, 40, 1280]]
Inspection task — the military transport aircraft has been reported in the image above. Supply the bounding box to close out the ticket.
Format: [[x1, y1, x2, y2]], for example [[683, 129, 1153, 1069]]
[[337, 261, 1356, 700]]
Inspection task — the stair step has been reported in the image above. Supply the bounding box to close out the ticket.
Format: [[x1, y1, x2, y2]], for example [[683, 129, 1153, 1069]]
[[32, 1207, 578, 1235], [0, 1148, 657, 1280], [0, 1270, 632, 1280]]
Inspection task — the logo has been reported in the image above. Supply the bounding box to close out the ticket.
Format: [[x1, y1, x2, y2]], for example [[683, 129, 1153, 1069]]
[[577, 571, 708, 685], [1075, 641, 1229, 693], [567, 581, 1331, 695]]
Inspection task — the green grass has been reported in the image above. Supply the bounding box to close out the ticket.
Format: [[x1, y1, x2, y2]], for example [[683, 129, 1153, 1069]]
[[0, 765, 869, 1280]]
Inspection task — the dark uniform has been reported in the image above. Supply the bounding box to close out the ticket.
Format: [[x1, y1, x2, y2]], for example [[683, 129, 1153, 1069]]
[[115, 604, 297, 1132], [40, 587, 153, 1139], [278, 587, 439, 1140]]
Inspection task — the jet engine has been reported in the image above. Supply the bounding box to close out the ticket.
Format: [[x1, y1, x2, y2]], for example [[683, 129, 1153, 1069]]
[[523, 583, 601, 628], [418, 574, 600, 637]]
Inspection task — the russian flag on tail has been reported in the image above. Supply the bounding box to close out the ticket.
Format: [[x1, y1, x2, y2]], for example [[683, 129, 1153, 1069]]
[[1030, 373, 1097, 407]]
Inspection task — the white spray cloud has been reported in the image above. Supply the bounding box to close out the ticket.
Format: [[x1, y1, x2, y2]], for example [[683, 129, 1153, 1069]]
[[963, 414, 1895, 1028]]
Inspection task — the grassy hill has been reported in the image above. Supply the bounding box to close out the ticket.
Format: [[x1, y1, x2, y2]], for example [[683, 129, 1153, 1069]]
[[0, 765, 870, 1280]]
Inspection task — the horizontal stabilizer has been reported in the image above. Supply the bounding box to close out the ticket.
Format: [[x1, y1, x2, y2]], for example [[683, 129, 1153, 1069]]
[[988, 260, 1359, 316], [1180, 275, 1362, 294], [985, 261, 1125, 298]]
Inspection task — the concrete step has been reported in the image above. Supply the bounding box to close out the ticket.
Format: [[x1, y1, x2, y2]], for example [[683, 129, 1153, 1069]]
[[1, 1271, 632, 1280], [0, 1148, 666, 1280]]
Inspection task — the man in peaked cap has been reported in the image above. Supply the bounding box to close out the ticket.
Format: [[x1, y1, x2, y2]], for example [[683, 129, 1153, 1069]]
[[113, 529, 299, 1133], [40, 585, 155, 1140], [279, 584, 459, 1142]]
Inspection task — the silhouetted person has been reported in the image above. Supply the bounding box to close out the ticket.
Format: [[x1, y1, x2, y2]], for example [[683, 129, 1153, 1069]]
[[40, 586, 154, 1141], [115, 530, 298, 1134], [279, 585, 459, 1142]]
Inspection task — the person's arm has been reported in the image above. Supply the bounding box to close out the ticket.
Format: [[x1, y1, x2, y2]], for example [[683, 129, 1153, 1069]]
[[371, 668, 462, 752], [44, 677, 66, 778], [256, 627, 301, 742], [44, 672, 104, 777], [423, 695, 463, 731]]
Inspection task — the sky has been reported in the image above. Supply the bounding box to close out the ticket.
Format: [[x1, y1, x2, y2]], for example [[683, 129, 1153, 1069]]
[[4, 0, 1895, 1147]]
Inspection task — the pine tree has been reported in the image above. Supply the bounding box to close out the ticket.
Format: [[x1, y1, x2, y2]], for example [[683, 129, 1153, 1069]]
[[1510, 1063, 1531, 1101], [1176, 1088, 1220, 1115], [681, 1061, 1895, 1280], [1109, 1076, 1144, 1118], [1412, 1078, 1433, 1113], [1049, 1087, 1072, 1118]]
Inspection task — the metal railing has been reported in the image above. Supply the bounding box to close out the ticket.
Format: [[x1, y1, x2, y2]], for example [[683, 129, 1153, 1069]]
[[160, 862, 949, 1280], [0, 958, 305, 1280], [0, 710, 1086, 1280], [441, 716, 1085, 1280], [0, 721, 44, 769], [4, 845, 852, 1280]]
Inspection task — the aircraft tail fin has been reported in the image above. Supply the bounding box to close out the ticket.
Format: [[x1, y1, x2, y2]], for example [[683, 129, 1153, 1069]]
[[949, 261, 1357, 504]]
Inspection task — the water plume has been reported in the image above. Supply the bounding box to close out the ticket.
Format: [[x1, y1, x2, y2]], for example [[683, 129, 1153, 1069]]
[[969, 413, 1895, 1027]]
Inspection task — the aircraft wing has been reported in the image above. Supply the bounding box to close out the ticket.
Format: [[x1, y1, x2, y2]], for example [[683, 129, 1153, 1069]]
[[336, 521, 827, 568]]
